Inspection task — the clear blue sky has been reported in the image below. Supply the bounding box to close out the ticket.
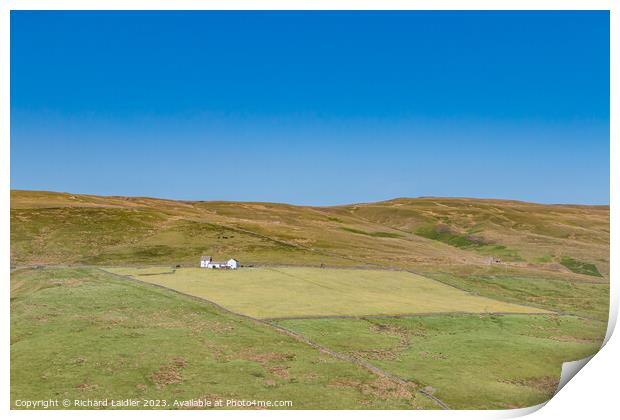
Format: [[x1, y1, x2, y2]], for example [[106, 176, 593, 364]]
[[11, 11, 609, 205]]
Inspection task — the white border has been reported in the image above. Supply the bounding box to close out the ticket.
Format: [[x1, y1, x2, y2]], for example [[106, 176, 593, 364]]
[[0, 0, 614, 11], [2, 2, 616, 420]]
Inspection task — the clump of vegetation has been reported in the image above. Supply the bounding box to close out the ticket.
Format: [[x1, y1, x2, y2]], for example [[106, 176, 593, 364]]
[[415, 225, 523, 261], [535, 255, 554, 263], [475, 245, 523, 261], [327, 217, 343, 223], [415, 225, 485, 248], [560, 256, 602, 277], [340, 227, 403, 238]]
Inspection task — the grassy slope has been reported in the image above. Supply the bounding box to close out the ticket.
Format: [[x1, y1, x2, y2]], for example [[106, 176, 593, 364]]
[[11, 190, 609, 276], [11, 268, 437, 409], [345, 198, 609, 274], [277, 315, 606, 409], [414, 264, 609, 322], [10, 191, 610, 409], [106, 267, 547, 319]]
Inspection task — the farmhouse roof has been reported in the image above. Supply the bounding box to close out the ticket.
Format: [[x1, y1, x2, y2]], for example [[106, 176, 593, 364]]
[[200, 255, 212, 261]]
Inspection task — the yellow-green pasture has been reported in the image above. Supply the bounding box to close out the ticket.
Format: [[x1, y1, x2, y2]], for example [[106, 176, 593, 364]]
[[105, 267, 549, 319]]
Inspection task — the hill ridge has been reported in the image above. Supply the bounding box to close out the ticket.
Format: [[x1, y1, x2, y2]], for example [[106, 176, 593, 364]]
[[10, 189, 609, 209], [11, 190, 609, 280]]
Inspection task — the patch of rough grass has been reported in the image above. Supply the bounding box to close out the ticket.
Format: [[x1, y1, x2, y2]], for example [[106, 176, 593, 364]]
[[268, 365, 290, 380], [350, 322, 411, 360], [416, 225, 484, 248], [560, 256, 602, 277], [152, 357, 187, 389], [340, 227, 403, 238], [415, 225, 523, 261], [501, 376, 559, 393], [234, 351, 296, 364], [76, 383, 99, 392], [329, 377, 416, 401]]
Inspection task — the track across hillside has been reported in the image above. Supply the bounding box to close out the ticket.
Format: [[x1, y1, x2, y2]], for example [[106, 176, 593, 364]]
[[100, 268, 450, 409]]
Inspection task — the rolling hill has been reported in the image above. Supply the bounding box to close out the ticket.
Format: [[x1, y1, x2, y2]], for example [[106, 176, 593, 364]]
[[10, 190, 611, 409], [10, 190, 609, 278]]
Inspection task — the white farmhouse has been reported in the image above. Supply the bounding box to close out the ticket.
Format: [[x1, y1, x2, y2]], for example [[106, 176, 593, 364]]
[[200, 256, 239, 269], [200, 256, 212, 268]]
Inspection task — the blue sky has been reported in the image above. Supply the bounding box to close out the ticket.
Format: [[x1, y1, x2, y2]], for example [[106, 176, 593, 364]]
[[11, 11, 609, 205]]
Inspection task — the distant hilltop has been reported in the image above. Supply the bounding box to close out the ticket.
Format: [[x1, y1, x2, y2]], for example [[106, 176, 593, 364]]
[[9, 189, 610, 209], [10, 190, 609, 280]]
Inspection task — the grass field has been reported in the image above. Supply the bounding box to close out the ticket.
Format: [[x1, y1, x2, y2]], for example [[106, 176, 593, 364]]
[[11, 268, 438, 409], [105, 267, 549, 319], [416, 266, 610, 321], [11, 267, 605, 410], [9, 191, 610, 410], [276, 315, 606, 409]]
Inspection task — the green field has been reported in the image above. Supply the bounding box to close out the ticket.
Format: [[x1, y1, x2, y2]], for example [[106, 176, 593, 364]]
[[11, 267, 605, 410], [276, 315, 606, 409], [105, 267, 549, 319], [415, 265, 610, 321], [11, 268, 438, 409]]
